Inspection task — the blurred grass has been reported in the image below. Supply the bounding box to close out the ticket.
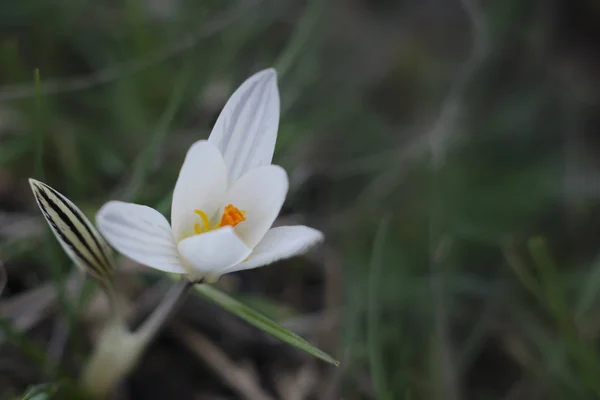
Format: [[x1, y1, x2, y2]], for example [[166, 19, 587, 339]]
[[367, 216, 392, 399], [1, 0, 600, 399]]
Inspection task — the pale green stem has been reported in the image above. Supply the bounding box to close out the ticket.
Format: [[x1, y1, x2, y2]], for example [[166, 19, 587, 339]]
[[80, 279, 191, 399], [103, 283, 124, 326], [133, 279, 192, 345]]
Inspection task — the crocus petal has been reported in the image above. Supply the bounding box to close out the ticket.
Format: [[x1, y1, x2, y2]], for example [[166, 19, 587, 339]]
[[177, 227, 251, 278], [171, 140, 228, 241], [222, 165, 288, 248], [224, 226, 324, 273], [208, 68, 280, 182], [97, 201, 186, 273]]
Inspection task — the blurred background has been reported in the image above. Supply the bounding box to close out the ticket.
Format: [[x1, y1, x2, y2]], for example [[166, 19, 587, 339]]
[[2, 0, 600, 398]]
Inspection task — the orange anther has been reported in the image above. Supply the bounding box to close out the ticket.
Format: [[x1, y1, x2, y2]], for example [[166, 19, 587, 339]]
[[219, 204, 246, 228]]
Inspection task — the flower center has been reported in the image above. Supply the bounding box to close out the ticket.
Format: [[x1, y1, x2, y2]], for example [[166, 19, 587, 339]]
[[193, 204, 246, 234]]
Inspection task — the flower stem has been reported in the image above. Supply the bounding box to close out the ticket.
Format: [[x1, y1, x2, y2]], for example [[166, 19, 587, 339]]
[[80, 279, 192, 399], [133, 279, 192, 345], [103, 283, 123, 325]]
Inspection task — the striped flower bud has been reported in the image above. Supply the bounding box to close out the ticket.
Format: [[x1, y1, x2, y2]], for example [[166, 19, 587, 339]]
[[29, 179, 114, 283]]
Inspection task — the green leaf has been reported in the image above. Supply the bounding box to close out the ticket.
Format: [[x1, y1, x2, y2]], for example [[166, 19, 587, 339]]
[[19, 384, 57, 400], [193, 283, 340, 366], [17, 382, 87, 400]]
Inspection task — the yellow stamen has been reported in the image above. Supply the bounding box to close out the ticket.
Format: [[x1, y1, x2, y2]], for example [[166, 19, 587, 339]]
[[192, 205, 245, 236], [218, 204, 246, 228], [194, 209, 211, 232]]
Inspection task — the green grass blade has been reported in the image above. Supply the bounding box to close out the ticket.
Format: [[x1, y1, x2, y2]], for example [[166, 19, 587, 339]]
[[19, 384, 58, 400], [193, 283, 340, 366], [528, 237, 600, 397], [0, 317, 61, 375], [33, 68, 45, 181], [273, 0, 323, 81], [125, 57, 195, 202], [575, 253, 600, 320], [18, 381, 87, 400], [368, 216, 392, 400]]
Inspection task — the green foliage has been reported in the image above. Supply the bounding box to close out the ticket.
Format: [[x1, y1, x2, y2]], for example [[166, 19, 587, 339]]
[[18, 384, 57, 400], [194, 283, 339, 366]]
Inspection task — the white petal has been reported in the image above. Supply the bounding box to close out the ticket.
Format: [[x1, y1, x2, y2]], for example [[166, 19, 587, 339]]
[[224, 226, 324, 273], [96, 201, 185, 273], [171, 140, 227, 241], [208, 68, 280, 182], [222, 165, 288, 248], [177, 227, 251, 278]]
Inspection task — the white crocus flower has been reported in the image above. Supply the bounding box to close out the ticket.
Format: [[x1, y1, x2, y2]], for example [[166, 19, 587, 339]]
[[96, 69, 323, 282]]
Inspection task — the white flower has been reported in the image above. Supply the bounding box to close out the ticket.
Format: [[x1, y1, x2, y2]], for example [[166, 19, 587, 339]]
[[96, 69, 323, 282]]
